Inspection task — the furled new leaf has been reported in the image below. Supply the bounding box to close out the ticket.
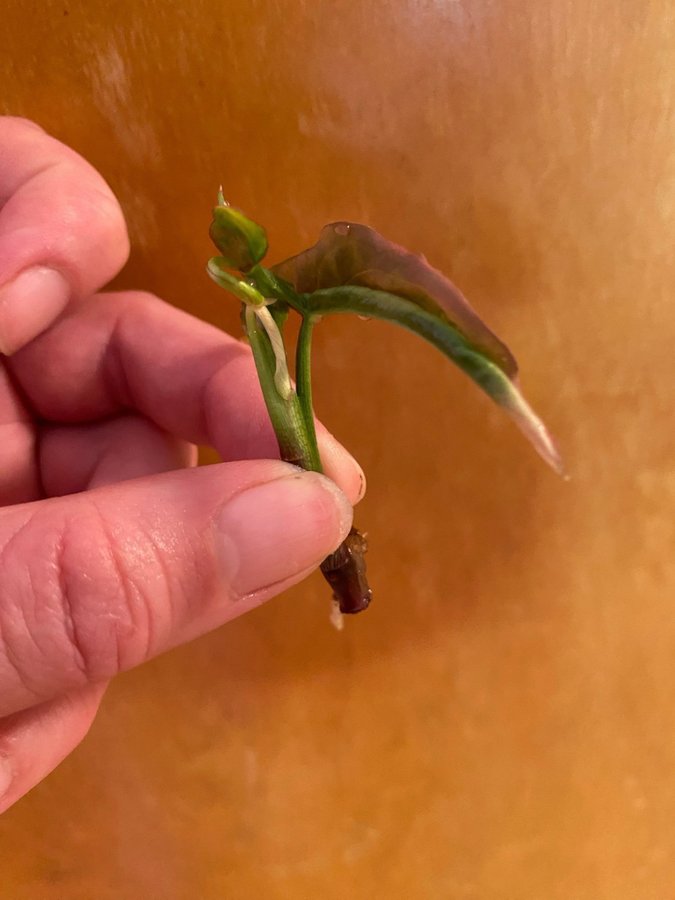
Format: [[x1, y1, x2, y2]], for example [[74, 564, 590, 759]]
[[210, 199, 268, 271], [272, 222, 563, 474]]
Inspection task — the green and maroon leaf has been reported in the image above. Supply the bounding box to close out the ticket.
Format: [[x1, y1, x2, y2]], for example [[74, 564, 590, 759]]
[[271, 223, 563, 474], [272, 222, 516, 376]]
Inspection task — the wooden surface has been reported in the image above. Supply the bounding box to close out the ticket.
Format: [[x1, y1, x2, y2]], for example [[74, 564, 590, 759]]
[[1, 2, 674, 897]]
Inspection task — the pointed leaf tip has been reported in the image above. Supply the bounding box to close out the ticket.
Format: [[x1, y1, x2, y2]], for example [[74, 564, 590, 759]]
[[499, 381, 566, 476]]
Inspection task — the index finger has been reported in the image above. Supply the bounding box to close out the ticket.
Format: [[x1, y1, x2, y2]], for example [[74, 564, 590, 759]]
[[0, 117, 130, 354], [9, 290, 366, 505]]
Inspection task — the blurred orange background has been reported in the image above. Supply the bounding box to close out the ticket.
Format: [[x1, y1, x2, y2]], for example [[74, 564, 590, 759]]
[[1, 2, 674, 897]]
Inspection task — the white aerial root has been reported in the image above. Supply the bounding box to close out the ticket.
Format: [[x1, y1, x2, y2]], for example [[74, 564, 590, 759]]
[[245, 304, 293, 400]]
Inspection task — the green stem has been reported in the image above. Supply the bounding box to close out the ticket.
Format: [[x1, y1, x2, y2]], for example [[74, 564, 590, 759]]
[[244, 306, 322, 472], [249, 264, 307, 314], [295, 315, 322, 473]]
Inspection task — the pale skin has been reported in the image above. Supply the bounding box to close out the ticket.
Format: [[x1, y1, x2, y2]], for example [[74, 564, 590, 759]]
[[0, 117, 365, 813]]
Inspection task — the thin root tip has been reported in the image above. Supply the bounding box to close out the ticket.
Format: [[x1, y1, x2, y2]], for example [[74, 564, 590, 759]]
[[329, 601, 345, 631]]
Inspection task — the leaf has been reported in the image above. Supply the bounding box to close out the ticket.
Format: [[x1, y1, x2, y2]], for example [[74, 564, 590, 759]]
[[272, 222, 516, 376], [272, 223, 563, 474], [210, 201, 268, 271]]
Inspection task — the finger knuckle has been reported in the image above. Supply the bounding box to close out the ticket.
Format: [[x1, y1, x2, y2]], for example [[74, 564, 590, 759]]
[[0, 116, 45, 138], [77, 184, 131, 266], [0, 503, 155, 699], [54, 503, 153, 680]]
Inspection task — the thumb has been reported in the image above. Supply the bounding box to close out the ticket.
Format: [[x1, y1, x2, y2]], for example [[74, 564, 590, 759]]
[[0, 460, 352, 717]]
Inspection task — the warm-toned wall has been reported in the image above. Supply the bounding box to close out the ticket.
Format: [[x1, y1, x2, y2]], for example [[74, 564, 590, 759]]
[[1, 2, 673, 897]]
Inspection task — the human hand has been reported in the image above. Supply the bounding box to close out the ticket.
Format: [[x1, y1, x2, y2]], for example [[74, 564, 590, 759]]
[[0, 118, 364, 813]]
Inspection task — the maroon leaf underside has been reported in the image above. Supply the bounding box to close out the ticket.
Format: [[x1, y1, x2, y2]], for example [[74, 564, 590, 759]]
[[272, 221, 518, 378]]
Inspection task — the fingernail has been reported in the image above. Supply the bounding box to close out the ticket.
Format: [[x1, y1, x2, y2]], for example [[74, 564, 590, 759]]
[[317, 430, 367, 505], [0, 755, 12, 800], [0, 266, 71, 355], [356, 469, 367, 502], [216, 472, 353, 597]]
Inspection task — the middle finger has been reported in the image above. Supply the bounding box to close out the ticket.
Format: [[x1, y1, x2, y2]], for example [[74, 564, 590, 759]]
[[40, 414, 197, 496], [9, 290, 366, 506]]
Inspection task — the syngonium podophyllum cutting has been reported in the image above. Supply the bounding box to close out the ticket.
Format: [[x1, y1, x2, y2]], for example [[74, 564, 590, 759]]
[[207, 197, 563, 621]]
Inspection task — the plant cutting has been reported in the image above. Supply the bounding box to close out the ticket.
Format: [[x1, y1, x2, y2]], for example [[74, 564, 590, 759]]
[[207, 195, 563, 622]]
